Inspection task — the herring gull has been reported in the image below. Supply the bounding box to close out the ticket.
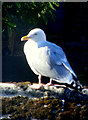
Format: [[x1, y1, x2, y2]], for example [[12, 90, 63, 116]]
[[21, 28, 83, 90]]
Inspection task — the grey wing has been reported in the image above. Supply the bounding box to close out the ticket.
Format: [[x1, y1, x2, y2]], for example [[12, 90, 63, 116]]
[[47, 43, 77, 78]]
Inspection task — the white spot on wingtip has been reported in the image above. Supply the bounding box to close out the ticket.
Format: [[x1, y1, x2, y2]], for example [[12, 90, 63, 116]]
[[73, 83, 76, 87], [77, 86, 81, 89]]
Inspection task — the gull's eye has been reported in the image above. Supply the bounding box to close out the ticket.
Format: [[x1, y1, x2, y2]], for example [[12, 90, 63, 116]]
[[34, 33, 37, 35]]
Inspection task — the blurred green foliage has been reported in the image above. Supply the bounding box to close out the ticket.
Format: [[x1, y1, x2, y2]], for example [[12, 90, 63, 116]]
[[2, 2, 59, 37]]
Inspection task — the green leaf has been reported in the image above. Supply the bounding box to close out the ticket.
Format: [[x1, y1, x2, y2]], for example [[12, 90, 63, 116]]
[[2, 17, 8, 22], [15, 3, 21, 8], [38, 13, 41, 18], [42, 15, 48, 25], [52, 2, 60, 7], [7, 22, 16, 28], [49, 3, 56, 11], [2, 2, 60, 32]]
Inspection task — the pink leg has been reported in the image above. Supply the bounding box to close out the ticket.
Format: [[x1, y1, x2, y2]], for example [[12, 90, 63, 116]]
[[44, 78, 53, 86], [38, 74, 42, 84], [30, 74, 43, 89]]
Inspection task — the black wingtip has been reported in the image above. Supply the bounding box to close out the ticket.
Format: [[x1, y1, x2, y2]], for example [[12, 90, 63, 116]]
[[69, 74, 84, 91]]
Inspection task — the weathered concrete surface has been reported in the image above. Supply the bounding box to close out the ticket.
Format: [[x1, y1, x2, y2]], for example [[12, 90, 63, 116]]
[[0, 82, 88, 102]]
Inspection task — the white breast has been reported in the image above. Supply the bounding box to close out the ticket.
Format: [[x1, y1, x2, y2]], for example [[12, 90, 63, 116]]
[[24, 40, 40, 75]]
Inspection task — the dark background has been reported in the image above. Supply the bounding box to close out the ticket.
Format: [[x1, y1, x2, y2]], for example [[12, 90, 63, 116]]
[[2, 3, 88, 85]]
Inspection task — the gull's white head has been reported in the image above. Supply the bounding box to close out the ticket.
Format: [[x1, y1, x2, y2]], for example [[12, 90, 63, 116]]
[[21, 28, 46, 42]]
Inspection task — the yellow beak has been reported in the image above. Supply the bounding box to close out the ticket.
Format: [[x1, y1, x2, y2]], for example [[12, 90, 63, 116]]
[[21, 35, 30, 41]]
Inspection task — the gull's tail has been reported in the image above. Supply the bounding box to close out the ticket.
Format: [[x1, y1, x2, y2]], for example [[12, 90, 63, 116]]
[[54, 75, 84, 91]]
